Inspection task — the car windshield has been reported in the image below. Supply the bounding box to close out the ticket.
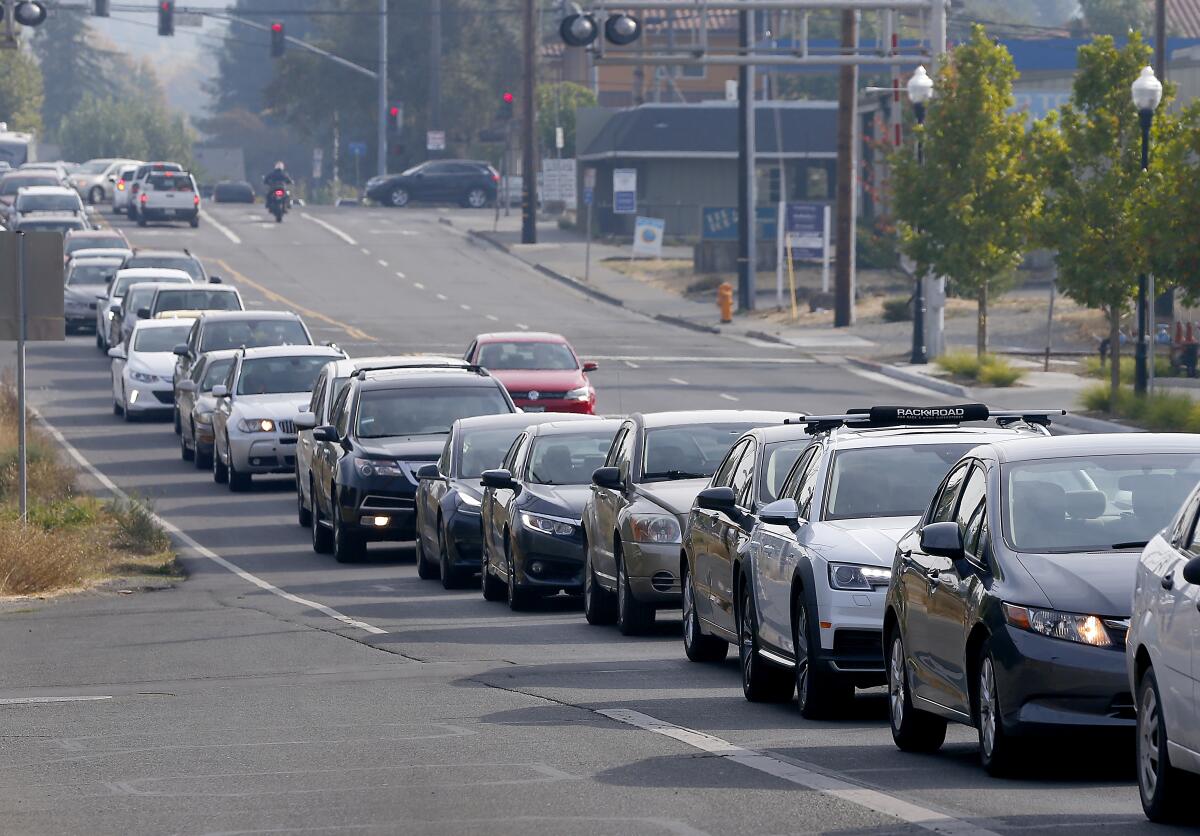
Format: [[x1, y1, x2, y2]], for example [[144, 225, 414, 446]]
[[124, 288, 155, 313], [760, 439, 811, 503], [19, 219, 84, 232], [125, 255, 204, 282], [67, 261, 120, 286], [17, 193, 80, 212], [66, 237, 125, 255], [133, 324, 191, 353], [477, 341, 577, 370], [642, 423, 762, 482], [236, 356, 329, 396], [0, 176, 58, 195], [112, 273, 189, 297], [528, 430, 619, 485], [154, 289, 241, 313], [400, 164, 424, 176], [201, 358, 234, 391], [355, 386, 511, 439], [78, 161, 111, 174], [825, 443, 976, 520], [200, 319, 309, 351], [1002, 453, 1200, 553], [458, 428, 525, 479]]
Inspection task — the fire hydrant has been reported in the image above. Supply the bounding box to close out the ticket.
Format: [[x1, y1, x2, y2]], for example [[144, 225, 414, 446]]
[[717, 282, 734, 323]]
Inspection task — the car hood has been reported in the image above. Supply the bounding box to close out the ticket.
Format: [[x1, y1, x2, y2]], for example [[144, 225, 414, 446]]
[[1014, 552, 1136, 618], [635, 479, 711, 518], [520, 483, 592, 519], [230, 392, 310, 417], [355, 435, 445, 461], [129, 351, 180, 378], [814, 516, 918, 566], [488, 369, 585, 393], [65, 283, 106, 300]]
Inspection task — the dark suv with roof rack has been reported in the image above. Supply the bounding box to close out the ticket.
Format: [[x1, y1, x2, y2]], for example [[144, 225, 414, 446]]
[[307, 364, 517, 562]]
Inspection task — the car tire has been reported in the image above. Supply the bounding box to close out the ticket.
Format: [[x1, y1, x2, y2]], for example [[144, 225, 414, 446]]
[[616, 546, 655, 636], [737, 579, 794, 703], [121, 387, 135, 422], [682, 562, 728, 662], [505, 534, 534, 611], [481, 538, 506, 602], [190, 215, 200, 228], [583, 541, 616, 625], [976, 642, 1022, 776], [332, 496, 364, 563], [137, 214, 147, 227], [180, 429, 193, 462], [212, 441, 229, 484], [296, 471, 312, 527], [194, 436, 211, 470], [439, 522, 465, 590], [228, 454, 251, 492], [311, 484, 333, 554], [1138, 666, 1194, 823], [794, 594, 853, 720], [89, 186, 104, 205], [388, 187, 409, 208], [416, 528, 440, 580], [463, 187, 488, 209], [173, 406, 182, 435], [887, 630, 947, 752]]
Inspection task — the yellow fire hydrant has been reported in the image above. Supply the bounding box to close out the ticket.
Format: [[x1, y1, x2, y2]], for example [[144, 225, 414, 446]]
[[717, 282, 734, 324]]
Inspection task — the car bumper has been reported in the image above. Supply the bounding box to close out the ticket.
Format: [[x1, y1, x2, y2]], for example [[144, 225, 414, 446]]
[[337, 482, 419, 542], [622, 540, 682, 605], [445, 507, 484, 571], [125, 382, 175, 413], [139, 208, 198, 221], [228, 433, 299, 474], [994, 624, 1135, 734], [513, 397, 594, 415], [512, 524, 586, 591]]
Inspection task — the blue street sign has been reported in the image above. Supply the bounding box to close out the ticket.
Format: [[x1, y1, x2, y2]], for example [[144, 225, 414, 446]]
[[613, 168, 637, 215], [583, 186, 593, 207], [785, 202, 828, 259], [348, 141, 368, 158]]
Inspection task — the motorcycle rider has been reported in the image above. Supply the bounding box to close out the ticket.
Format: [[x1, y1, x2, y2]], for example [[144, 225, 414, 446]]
[[263, 161, 292, 212]]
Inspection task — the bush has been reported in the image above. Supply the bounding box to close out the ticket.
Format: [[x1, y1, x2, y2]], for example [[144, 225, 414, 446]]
[[881, 297, 912, 322], [1082, 384, 1200, 431], [935, 351, 1024, 388], [108, 496, 171, 555], [935, 351, 982, 377], [1083, 355, 1174, 383], [977, 362, 1023, 387]]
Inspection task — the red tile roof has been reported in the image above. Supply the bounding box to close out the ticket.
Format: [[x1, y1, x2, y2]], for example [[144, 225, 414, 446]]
[[1160, 0, 1200, 38]]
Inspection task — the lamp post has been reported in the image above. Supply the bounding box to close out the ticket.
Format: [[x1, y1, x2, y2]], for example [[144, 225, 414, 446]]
[[906, 65, 933, 365], [1132, 65, 1162, 396]]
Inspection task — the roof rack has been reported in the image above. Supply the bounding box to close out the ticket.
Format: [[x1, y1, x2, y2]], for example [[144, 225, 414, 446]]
[[351, 361, 485, 379], [785, 404, 1066, 435]]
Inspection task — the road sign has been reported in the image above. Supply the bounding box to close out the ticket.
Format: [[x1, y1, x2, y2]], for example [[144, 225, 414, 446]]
[[785, 202, 829, 259], [632, 216, 665, 258], [582, 187, 593, 207], [347, 141, 367, 158], [0, 232, 64, 341], [426, 130, 445, 151], [541, 158, 576, 208], [613, 168, 636, 214], [312, 147, 323, 180]]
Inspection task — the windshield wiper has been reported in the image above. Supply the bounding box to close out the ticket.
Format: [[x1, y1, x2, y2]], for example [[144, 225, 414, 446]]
[[1110, 541, 1149, 550], [643, 469, 708, 480]]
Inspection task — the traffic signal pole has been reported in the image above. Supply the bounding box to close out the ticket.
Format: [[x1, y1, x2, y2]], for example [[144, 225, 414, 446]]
[[521, 0, 537, 244], [377, 0, 387, 177]]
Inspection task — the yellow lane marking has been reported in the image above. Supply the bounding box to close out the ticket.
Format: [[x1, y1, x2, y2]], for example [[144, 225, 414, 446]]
[[212, 257, 376, 342]]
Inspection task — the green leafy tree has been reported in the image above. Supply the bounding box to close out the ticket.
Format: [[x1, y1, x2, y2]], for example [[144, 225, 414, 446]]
[[1078, 0, 1151, 36], [0, 48, 44, 135], [1032, 34, 1163, 401], [57, 95, 193, 166], [892, 26, 1040, 356], [535, 82, 596, 157], [32, 11, 121, 135], [1144, 102, 1200, 302]]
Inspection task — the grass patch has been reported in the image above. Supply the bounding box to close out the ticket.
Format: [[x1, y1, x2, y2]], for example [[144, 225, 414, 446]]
[[1081, 383, 1200, 431], [881, 297, 911, 323], [934, 352, 1025, 388], [1082, 355, 1175, 383]]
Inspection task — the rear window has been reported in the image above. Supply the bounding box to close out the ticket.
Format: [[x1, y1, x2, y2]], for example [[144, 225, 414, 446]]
[[112, 273, 190, 296], [199, 319, 311, 351], [134, 324, 192, 353], [149, 174, 193, 191], [16, 193, 80, 212], [18, 218, 85, 232], [125, 255, 204, 282], [66, 236, 125, 255], [0, 175, 58, 195], [154, 289, 241, 314], [67, 261, 121, 286]]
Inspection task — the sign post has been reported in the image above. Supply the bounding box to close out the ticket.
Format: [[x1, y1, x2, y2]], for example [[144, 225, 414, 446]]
[[583, 168, 595, 283]]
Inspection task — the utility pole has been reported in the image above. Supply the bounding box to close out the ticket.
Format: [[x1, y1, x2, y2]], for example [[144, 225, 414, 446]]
[[833, 9, 857, 327], [376, 0, 388, 177], [737, 7, 756, 312], [430, 0, 442, 142], [521, 0, 537, 244], [1154, 0, 1166, 80]]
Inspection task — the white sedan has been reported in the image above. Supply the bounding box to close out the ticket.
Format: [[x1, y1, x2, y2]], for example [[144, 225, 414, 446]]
[[110, 318, 196, 421]]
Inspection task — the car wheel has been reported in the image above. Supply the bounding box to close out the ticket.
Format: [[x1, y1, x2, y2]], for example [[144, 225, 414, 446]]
[[1138, 667, 1193, 822], [212, 439, 229, 484], [737, 578, 794, 702], [189, 215, 200, 228], [173, 406, 182, 435], [481, 534, 506, 602], [388, 187, 409, 208], [296, 470, 312, 527], [89, 186, 104, 205], [583, 539, 616, 625], [682, 562, 728, 662], [228, 452, 251, 492], [975, 641, 1023, 775], [333, 495, 364, 563], [180, 428, 193, 462], [463, 187, 488, 209], [311, 482, 332, 554], [794, 594, 853, 719], [887, 630, 947, 752], [505, 534, 534, 611], [439, 522, 464, 590], [416, 525, 440, 580], [616, 544, 655, 636]]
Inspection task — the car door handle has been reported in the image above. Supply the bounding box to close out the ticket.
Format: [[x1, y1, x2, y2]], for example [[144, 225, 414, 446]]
[[1162, 571, 1175, 591], [925, 569, 941, 581]]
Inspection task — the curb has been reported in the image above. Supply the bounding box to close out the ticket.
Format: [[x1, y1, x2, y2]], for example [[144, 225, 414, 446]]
[[652, 313, 721, 335], [847, 357, 971, 398], [744, 329, 792, 346], [438, 216, 454, 227], [532, 263, 626, 308], [1055, 412, 1140, 434]]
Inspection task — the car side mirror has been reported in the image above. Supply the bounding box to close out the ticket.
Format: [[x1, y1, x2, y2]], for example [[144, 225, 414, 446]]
[[295, 411, 317, 431], [109, 303, 121, 314], [211, 384, 228, 398], [759, 498, 801, 527], [592, 466, 623, 490], [582, 360, 599, 372], [697, 486, 737, 513], [481, 468, 515, 490], [1183, 555, 1200, 586], [107, 346, 126, 360], [416, 463, 441, 481], [137, 307, 150, 319], [176, 379, 197, 392], [920, 521, 964, 559], [173, 343, 189, 357], [209, 276, 222, 284], [312, 425, 339, 443]]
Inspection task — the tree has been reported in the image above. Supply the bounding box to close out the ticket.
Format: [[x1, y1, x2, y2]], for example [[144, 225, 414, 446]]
[[892, 26, 1040, 356], [1078, 0, 1151, 36], [0, 48, 44, 135], [535, 82, 596, 157], [32, 11, 120, 135], [57, 95, 194, 165], [1144, 102, 1200, 302], [1032, 34, 1163, 401]]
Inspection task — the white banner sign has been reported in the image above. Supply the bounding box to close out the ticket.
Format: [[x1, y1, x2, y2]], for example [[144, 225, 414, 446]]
[[632, 216, 665, 259], [541, 158, 577, 208]]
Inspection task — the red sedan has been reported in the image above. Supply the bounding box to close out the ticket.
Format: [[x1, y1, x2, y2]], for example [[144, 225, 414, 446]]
[[464, 332, 598, 414]]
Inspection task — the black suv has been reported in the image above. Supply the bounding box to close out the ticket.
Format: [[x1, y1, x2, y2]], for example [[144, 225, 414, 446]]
[[308, 365, 517, 562], [364, 160, 498, 209]]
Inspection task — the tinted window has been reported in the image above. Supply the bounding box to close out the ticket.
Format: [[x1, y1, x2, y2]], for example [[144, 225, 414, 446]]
[[760, 439, 809, 503], [955, 465, 987, 532], [201, 358, 234, 391], [236, 355, 329, 395], [17, 218, 85, 232], [66, 237, 125, 256], [123, 287, 155, 314], [125, 255, 204, 282], [199, 319, 310, 351], [730, 441, 757, 506], [154, 289, 242, 313], [642, 423, 759, 482], [711, 440, 750, 488], [133, 324, 192, 353], [930, 462, 971, 524], [477, 341, 577, 371], [0, 175, 59, 195], [148, 173, 193, 191], [17, 193, 81, 212], [66, 261, 121, 286], [794, 447, 823, 520], [604, 427, 630, 468], [527, 429, 620, 485], [825, 444, 974, 521], [355, 386, 511, 439], [458, 428, 525, 479], [112, 272, 190, 297]]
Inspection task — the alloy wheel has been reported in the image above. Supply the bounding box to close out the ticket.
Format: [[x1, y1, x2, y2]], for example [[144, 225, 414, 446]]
[[466, 188, 487, 208], [1139, 681, 1162, 799], [739, 589, 754, 689], [682, 574, 696, 649], [889, 636, 906, 731], [979, 656, 998, 759], [795, 602, 812, 705]]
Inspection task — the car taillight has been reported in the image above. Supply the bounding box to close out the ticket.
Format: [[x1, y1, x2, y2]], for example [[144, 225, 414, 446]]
[[492, 173, 499, 182], [116, 180, 125, 190], [140, 193, 148, 203], [274, 189, 284, 196], [193, 194, 200, 206]]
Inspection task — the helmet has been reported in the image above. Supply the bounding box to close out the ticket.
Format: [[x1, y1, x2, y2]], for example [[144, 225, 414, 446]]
[[274, 161, 285, 170]]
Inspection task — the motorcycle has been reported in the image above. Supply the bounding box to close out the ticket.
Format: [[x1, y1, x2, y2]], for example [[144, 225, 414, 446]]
[[266, 187, 289, 223]]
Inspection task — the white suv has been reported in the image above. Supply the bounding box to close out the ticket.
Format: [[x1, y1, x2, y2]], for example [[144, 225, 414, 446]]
[[136, 170, 200, 228], [1128, 485, 1200, 824]]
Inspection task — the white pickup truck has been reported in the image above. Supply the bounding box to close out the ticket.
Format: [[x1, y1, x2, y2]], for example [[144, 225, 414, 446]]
[[136, 170, 200, 228]]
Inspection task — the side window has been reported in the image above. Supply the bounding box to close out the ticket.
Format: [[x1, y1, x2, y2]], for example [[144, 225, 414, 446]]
[[189, 358, 206, 383], [930, 463, 970, 524], [437, 435, 453, 475], [964, 502, 988, 563], [334, 390, 353, 437], [223, 361, 237, 391], [794, 446, 824, 520], [502, 434, 525, 473], [730, 441, 757, 508], [780, 446, 817, 500], [955, 465, 987, 533], [616, 427, 636, 481], [712, 439, 750, 488], [604, 427, 629, 468], [187, 322, 199, 351], [464, 341, 476, 362], [1186, 502, 1200, 552], [309, 372, 326, 414]]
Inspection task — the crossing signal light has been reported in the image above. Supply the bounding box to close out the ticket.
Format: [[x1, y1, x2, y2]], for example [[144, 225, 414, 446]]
[[94, 0, 109, 17], [157, 0, 174, 36], [270, 21, 284, 57], [388, 104, 402, 132], [499, 92, 514, 121]]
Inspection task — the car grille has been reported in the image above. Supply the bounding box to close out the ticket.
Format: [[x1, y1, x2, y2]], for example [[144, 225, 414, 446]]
[[153, 391, 175, 405], [833, 629, 883, 658], [361, 495, 414, 511], [276, 419, 296, 435], [511, 390, 569, 400]]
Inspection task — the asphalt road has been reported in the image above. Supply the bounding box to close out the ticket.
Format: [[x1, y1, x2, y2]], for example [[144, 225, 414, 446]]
[[0, 204, 1163, 835]]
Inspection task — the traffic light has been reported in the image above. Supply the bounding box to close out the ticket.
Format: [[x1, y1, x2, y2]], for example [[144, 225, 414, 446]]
[[499, 92, 514, 121], [157, 0, 173, 36], [388, 103, 403, 132], [6, 0, 47, 26], [270, 21, 284, 57], [94, 0, 109, 17]]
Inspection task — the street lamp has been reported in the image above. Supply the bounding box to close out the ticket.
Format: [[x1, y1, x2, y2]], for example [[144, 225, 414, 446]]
[[1131, 65, 1162, 395], [906, 65, 933, 365]]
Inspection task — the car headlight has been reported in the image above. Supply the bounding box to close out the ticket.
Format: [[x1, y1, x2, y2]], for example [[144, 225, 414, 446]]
[[521, 511, 577, 536], [354, 457, 405, 477], [237, 418, 276, 433], [630, 513, 681, 544], [129, 370, 158, 384], [1002, 603, 1113, 648], [193, 410, 214, 425], [828, 563, 891, 591], [458, 491, 481, 508], [564, 385, 591, 401]]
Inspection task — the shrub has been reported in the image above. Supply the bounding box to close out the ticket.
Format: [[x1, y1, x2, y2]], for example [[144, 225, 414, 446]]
[[935, 351, 982, 377], [1082, 384, 1200, 431], [977, 361, 1022, 387], [881, 297, 912, 322], [108, 496, 171, 555], [935, 352, 1024, 387], [0, 517, 93, 595]]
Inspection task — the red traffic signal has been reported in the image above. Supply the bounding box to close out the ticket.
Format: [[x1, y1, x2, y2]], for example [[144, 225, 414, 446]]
[[388, 103, 403, 131], [499, 92, 514, 121], [270, 21, 285, 57], [157, 0, 173, 35]]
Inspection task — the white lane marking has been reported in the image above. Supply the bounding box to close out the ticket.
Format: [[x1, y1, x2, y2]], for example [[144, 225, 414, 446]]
[[199, 210, 241, 245], [0, 696, 112, 705], [460, 304, 471, 311], [485, 314, 499, 322], [436, 293, 448, 301], [395, 271, 406, 279], [669, 377, 689, 386], [844, 366, 951, 400], [586, 355, 814, 365], [598, 709, 1000, 836], [301, 212, 358, 246], [516, 323, 530, 331], [624, 360, 639, 369], [31, 411, 387, 637], [719, 393, 738, 401], [360, 248, 371, 256], [413, 282, 425, 290], [378, 259, 388, 267]]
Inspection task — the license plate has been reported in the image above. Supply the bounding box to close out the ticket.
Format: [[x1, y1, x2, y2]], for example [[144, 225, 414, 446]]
[[524, 406, 545, 412], [166, 209, 177, 216]]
